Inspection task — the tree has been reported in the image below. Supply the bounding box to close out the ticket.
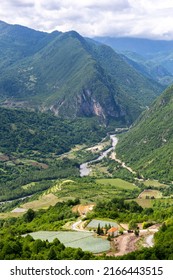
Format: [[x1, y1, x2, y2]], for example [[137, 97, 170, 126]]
[[134, 229, 139, 236], [97, 223, 101, 235], [96, 223, 103, 235], [48, 247, 57, 260], [24, 209, 35, 222], [128, 220, 138, 230]]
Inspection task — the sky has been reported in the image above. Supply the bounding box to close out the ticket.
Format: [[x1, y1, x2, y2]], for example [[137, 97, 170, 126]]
[[0, 0, 173, 40]]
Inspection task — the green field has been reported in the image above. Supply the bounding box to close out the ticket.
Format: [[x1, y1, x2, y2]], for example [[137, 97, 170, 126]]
[[96, 178, 138, 190], [53, 178, 139, 203], [133, 198, 154, 208], [143, 180, 168, 188], [21, 194, 59, 210], [24, 231, 110, 253], [87, 219, 118, 229]]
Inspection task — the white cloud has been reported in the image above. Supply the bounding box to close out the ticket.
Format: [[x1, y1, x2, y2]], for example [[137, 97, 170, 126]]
[[0, 0, 173, 39]]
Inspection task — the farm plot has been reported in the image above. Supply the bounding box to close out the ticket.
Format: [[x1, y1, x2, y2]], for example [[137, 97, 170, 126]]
[[24, 231, 110, 253], [87, 219, 118, 229], [96, 178, 138, 190], [21, 194, 59, 210], [132, 198, 154, 208], [143, 180, 168, 188], [138, 189, 162, 199]]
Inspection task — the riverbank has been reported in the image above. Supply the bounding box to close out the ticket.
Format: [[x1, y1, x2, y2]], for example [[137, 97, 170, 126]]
[[80, 135, 118, 177]]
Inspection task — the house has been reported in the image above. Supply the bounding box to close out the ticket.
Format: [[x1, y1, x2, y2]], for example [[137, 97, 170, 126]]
[[107, 227, 119, 237]]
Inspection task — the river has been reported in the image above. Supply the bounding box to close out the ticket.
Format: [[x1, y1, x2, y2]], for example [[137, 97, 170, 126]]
[[80, 135, 118, 177], [0, 194, 33, 205]]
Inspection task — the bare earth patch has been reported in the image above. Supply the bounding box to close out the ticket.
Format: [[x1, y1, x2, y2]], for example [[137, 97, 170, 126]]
[[0, 212, 24, 219], [108, 225, 160, 256], [29, 161, 48, 169], [72, 204, 95, 216], [112, 233, 140, 256], [138, 189, 162, 199], [11, 207, 27, 213], [0, 154, 9, 161]]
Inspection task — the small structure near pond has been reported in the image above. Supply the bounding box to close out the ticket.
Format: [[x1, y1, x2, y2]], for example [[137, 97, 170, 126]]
[[107, 227, 119, 237]]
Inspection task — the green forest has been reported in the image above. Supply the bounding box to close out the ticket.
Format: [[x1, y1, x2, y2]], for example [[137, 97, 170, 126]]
[[0, 107, 106, 201], [116, 85, 173, 181]]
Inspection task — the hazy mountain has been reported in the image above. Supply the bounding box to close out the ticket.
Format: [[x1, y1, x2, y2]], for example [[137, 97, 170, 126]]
[[116, 84, 173, 181], [95, 36, 173, 86], [94, 36, 173, 58], [0, 21, 163, 126], [121, 53, 173, 86]]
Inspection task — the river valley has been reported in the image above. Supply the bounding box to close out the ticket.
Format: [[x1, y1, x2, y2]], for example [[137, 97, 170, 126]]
[[80, 135, 118, 177]]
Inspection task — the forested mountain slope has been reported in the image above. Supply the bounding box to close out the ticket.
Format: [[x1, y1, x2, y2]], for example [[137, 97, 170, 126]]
[[0, 107, 105, 155], [0, 107, 106, 201], [0, 21, 163, 126], [95, 36, 173, 86], [116, 85, 173, 181]]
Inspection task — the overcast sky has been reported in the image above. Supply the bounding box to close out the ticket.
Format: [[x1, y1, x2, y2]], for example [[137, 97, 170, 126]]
[[0, 0, 173, 40]]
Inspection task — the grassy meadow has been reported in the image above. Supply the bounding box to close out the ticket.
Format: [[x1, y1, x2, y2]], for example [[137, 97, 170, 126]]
[[96, 178, 138, 190]]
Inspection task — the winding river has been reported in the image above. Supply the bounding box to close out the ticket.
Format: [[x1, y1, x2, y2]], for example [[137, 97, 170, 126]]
[[80, 135, 118, 177], [0, 195, 33, 205]]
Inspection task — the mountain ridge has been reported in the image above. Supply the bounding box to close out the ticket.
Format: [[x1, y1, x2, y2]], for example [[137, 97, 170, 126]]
[[94, 36, 173, 86], [0, 20, 163, 126]]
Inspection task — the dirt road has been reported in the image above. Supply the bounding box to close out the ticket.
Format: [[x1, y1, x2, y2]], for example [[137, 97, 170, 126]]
[[110, 229, 158, 256], [110, 150, 136, 174], [111, 233, 139, 256]]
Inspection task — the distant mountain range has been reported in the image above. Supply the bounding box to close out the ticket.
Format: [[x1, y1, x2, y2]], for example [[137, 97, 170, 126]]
[[95, 36, 173, 86], [116, 84, 173, 181], [0, 20, 164, 126]]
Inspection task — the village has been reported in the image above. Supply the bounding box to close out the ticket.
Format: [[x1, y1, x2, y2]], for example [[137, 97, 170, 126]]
[[71, 204, 159, 256]]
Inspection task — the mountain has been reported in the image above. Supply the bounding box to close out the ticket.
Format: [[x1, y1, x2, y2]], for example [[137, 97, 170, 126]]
[[0, 20, 59, 70], [94, 37, 173, 58], [94, 36, 173, 86], [121, 53, 173, 86], [116, 84, 173, 181], [0, 21, 163, 126]]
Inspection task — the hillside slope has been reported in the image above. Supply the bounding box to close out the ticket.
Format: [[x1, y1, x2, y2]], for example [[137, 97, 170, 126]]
[[0, 21, 163, 126], [0, 107, 106, 201], [116, 85, 173, 181], [95, 36, 173, 86]]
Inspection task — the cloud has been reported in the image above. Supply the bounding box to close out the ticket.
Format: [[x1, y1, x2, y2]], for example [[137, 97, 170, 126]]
[[3, 0, 34, 8], [0, 0, 173, 39]]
